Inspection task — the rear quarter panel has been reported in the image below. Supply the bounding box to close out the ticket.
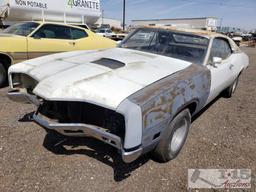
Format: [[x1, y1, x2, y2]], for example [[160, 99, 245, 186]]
[[79, 31, 116, 50], [0, 36, 27, 63]]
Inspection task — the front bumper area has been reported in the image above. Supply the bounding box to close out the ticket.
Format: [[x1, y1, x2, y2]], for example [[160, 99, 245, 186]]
[[7, 90, 143, 163], [7, 90, 41, 106], [33, 113, 142, 163]]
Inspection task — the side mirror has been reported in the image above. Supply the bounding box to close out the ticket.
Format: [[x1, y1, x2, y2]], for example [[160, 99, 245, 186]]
[[231, 47, 237, 52], [213, 57, 223, 64]]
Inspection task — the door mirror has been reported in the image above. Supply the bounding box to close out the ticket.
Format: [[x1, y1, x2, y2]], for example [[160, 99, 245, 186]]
[[213, 57, 223, 64]]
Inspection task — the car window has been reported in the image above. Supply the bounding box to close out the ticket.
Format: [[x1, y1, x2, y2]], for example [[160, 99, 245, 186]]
[[209, 38, 232, 63], [122, 29, 156, 49], [173, 34, 208, 45], [3, 22, 39, 36], [71, 28, 88, 39], [33, 24, 72, 40], [120, 28, 209, 65]]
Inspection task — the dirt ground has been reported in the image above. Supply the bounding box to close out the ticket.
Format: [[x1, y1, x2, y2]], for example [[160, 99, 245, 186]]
[[0, 48, 255, 192]]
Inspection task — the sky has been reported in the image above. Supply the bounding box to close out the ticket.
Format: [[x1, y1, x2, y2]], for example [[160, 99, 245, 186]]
[[101, 0, 256, 30]]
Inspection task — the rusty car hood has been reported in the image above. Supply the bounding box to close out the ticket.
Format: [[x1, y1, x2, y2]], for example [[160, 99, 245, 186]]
[[9, 48, 192, 109]]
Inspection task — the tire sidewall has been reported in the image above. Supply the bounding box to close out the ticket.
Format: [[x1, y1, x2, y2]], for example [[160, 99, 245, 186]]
[[0, 63, 7, 87], [226, 76, 239, 98], [164, 110, 191, 160], [231, 77, 239, 94]]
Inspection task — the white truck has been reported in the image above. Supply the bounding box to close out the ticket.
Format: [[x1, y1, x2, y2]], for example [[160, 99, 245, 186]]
[[0, 0, 101, 25]]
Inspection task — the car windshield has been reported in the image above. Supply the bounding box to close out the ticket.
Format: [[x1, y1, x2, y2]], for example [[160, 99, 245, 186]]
[[120, 28, 209, 64], [2, 22, 39, 36]]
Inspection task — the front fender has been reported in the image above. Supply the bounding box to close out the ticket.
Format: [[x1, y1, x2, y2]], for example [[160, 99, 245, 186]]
[[127, 64, 211, 147], [116, 99, 143, 150]]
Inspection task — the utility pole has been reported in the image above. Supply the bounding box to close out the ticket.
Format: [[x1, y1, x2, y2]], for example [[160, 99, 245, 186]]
[[102, 9, 104, 26], [123, 0, 126, 31], [220, 18, 223, 29]]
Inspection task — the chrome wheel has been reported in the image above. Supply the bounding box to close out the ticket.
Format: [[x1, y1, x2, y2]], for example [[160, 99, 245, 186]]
[[152, 109, 191, 162], [224, 76, 240, 98], [232, 78, 238, 93], [169, 119, 188, 153]]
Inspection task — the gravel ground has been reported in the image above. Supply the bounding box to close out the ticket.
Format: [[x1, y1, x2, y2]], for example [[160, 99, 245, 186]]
[[0, 48, 255, 192]]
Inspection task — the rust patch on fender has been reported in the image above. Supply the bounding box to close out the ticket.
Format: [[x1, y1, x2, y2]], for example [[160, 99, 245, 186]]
[[128, 64, 211, 130], [129, 64, 202, 104]]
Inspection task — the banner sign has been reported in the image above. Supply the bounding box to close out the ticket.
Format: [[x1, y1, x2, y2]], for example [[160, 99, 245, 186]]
[[12, 0, 100, 11]]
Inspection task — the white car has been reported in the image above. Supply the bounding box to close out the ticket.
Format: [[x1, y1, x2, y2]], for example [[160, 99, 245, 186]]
[[95, 28, 115, 38], [8, 27, 249, 163]]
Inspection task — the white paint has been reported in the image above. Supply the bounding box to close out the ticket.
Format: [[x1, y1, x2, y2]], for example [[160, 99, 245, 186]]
[[9, 48, 192, 110], [117, 99, 142, 149], [206, 52, 249, 105], [206, 58, 235, 103]]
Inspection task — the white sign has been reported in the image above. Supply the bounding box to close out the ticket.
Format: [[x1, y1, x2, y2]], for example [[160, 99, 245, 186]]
[[14, 0, 47, 9], [12, 0, 100, 11], [207, 18, 217, 27], [67, 0, 100, 10], [188, 169, 251, 189]]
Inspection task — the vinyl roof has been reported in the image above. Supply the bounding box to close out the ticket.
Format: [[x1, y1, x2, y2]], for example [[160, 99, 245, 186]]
[[141, 26, 224, 38]]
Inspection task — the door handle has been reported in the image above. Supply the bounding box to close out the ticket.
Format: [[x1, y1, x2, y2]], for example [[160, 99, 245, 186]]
[[229, 64, 234, 70], [68, 42, 76, 46]]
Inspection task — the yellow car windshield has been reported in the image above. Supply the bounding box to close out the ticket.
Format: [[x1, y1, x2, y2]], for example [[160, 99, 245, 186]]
[[3, 22, 39, 36]]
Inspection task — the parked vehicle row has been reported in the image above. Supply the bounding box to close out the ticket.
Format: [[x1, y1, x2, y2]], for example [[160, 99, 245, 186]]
[[7, 27, 249, 163], [95, 28, 127, 41], [95, 28, 115, 38], [0, 21, 116, 86]]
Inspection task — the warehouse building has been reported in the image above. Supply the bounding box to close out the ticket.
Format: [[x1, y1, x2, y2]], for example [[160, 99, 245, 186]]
[[217, 26, 242, 33], [131, 17, 218, 31]]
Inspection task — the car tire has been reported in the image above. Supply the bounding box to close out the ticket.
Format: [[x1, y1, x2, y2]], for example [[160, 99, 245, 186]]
[[0, 62, 7, 87], [224, 76, 239, 98], [152, 109, 191, 163]]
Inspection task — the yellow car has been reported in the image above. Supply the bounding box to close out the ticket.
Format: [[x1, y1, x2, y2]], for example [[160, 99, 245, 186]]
[[0, 21, 117, 86]]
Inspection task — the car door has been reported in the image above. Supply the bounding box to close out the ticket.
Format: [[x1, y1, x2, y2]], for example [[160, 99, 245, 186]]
[[227, 39, 247, 80], [27, 24, 75, 59], [69, 27, 91, 50], [206, 37, 235, 104]]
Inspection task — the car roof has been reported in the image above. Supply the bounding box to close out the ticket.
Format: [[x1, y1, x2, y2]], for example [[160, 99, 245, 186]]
[[141, 26, 226, 39], [138, 26, 241, 53], [32, 21, 88, 31]]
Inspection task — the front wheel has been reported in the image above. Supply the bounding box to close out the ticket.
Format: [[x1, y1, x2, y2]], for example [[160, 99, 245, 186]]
[[0, 62, 7, 87], [152, 109, 191, 162]]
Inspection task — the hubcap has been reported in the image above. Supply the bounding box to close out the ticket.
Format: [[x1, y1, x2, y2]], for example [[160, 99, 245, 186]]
[[232, 79, 238, 93], [169, 119, 187, 153]]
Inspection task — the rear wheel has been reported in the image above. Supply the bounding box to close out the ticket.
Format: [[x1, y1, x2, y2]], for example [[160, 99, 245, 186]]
[[152, 109, 191, 162], [224, 76, 239, 98], [0, 62, 7, 87]]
